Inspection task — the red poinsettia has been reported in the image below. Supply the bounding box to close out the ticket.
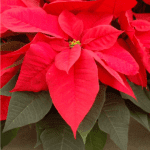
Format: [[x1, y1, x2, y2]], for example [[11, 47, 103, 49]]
[[118, 10, 150, 87], [2, 7, 140, 137], [0, 0, 44, 37]]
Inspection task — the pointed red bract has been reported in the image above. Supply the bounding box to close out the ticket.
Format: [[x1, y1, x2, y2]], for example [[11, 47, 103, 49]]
[[119, 11, 150, 75], [81, 25, 123, 51], [12, 42, 57, 92], [133, 13, 150, 22], [1, 44, 29, 70], [0, 96, 11, 121], [1, 65, 20, 88], [55, 44, 81, 73], [76, 11, 113, 30], [97, 40, 139, 75], [118, 11, 135, 39], [84, 49, 136, 99], [130, 20, 150, 31], [43, 1, 99, 15], [1, 7, 67, 39], [133, 36, 150, 73], [95, 0, 137, 17], [143, 0, 150, 5], [126, 38, 147, 87], [49, 39, 69, 51], [97, 63, 136, 99], [58, 10, 83, 40], [135, 31, 150, 49], [21, 0, 43, 7], [46, 50, 99, 138], [1, 0, 26, 7]]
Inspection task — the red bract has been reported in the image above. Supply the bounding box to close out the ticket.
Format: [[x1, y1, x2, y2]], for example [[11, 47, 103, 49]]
[[143, 0, 150, 5], [43, 0, 137, 17], [0, 96, 11, 121], [3, 8, 140, 137], [94, 0, 137, 17], [0, 0, 44, 37], [133, 13, 150, 22], [119, 11, 150, 87], [43, 1, 99, 15], [1, 44, 30, 87]]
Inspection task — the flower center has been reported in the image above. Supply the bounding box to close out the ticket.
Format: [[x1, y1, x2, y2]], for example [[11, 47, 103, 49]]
[[69, 39, 81, 48]]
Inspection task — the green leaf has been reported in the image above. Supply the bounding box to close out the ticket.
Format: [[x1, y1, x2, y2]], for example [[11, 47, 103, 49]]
[[2, 91, 52, 133], [120, 81, 150, 113], [0, 74, 19, 96], [1, 121, 19, 149], [125, 100, 150, 131], [85, 122, 107, 150], [98, 93, 130, 150], [39, 113, 85, 150], [34, 123, 45, 148], [148, 114, 150, 130], [78, 84, 106, 143]]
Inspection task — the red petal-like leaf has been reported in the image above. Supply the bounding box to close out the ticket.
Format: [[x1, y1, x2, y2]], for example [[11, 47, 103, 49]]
[[0, 96, 11, 121], [95, 0, 137, 17], [21, 0, 42, 7], [43, 1, 99, 15], [143, 0, 150, 5], [55, 44, 81, 73], [1, 0, 26, 7], [132, 36, 150, 73], [118, 12, 135, 39], [133, 13, 150, 22], [1, 44, 29, 70], [49, 38, 69, 52], [126, 38, 147, 87], [131, 20, 150, 31], [84, 49, 136, 99], [12, 42, 57, 92], [2, 7, 67, 39], [58, 10, 83, 40], [1, 65, 20, 88], [97, 63, 136, 99], [81, 25, 122, 51], [46, 50, 99, 138], [98, 39, 139, 75], [76, 11, 113, 30], [135, 31, 150, 48]]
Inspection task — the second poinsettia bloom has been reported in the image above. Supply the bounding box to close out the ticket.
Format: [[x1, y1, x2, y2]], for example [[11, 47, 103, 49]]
[[3, 9, 139, 138]]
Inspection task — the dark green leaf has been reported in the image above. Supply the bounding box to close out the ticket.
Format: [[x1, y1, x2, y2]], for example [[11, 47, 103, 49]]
[[78, 84, 106, 143], [39, 112, 85, 150], [98, 93, 130, 150], [34, 123, 45, 148], [1, 121, 19, 149], [2, 91, 52, 133], [125, 100, 150, 131], [0, 74, 19, 96], [120, 81, 150, 113], [148, 114, 150, 130], [85, 122, 107, 150]]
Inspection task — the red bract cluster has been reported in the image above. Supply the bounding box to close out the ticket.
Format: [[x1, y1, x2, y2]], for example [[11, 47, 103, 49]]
[[1, 0, 150, 138]]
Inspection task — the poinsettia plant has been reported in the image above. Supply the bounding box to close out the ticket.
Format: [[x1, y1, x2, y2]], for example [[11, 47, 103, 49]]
[[1, 0, 150, 149]]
